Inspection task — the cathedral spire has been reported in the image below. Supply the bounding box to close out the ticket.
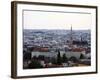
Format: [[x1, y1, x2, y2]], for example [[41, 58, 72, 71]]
[[69, 24, 73, 49]]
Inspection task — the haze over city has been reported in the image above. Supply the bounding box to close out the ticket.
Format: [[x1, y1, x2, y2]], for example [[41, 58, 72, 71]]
[[23, 10, 91, 30]]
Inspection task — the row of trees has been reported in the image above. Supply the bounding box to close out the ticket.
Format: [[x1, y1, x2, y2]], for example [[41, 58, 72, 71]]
[[23, 46, 86, 63], [57, 50, 68, 65], [23, 48, 86, 69], [57, 50, 86, 65]]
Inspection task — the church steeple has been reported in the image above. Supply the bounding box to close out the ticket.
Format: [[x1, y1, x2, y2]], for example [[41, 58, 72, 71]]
[[69, 25, 73, 49]]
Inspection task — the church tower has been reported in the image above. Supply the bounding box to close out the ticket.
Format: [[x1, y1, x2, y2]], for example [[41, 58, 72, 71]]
[[69, 25, 73, 49]]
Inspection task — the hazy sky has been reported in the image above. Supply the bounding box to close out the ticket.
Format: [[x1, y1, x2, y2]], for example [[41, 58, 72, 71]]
[[23, 10, 91, 30]]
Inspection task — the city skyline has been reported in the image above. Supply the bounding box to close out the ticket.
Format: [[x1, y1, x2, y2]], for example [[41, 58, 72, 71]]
[[23, 28, 91, 69]]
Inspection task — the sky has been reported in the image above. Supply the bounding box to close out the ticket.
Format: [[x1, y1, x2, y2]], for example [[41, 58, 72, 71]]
[[23, 10, 91, 30]]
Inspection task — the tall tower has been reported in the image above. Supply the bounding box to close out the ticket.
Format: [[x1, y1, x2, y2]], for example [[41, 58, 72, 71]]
[[69, 25, 73, 49]]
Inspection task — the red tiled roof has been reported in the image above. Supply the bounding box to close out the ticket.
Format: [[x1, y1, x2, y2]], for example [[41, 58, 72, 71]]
[[72, 48, 85, 52], [33, 47, 49, 52]]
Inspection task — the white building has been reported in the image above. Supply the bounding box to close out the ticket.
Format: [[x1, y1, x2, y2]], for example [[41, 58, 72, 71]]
[[31, 50, 84, 59]]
